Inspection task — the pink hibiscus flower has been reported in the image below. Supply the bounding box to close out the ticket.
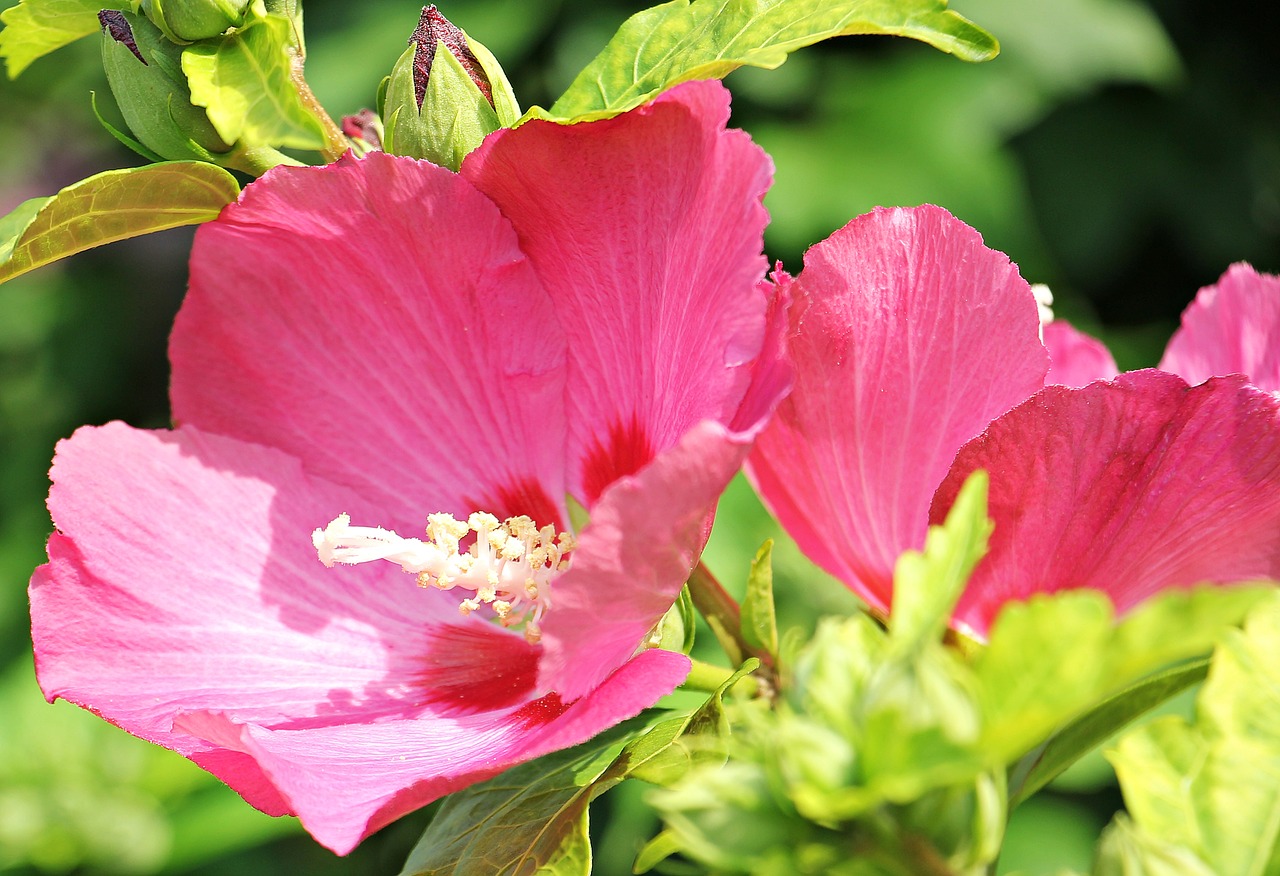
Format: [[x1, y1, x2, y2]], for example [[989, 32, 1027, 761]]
[[29, 80, 787, 854], [748, 205, 1280, 639], [1044, 262, 1280, 394]]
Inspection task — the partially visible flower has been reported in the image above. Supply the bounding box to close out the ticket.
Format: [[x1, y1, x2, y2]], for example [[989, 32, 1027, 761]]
[[30, 81, 786, 854], [1044, 262, 1279, 394], [748, 206, 1280, 639]]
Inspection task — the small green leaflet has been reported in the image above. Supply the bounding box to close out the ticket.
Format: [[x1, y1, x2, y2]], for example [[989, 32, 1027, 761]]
[[547, 0, 999, 121], [182, 13, 326, 151], [0, 162, 240, 285], [0, 0, 105, 78]]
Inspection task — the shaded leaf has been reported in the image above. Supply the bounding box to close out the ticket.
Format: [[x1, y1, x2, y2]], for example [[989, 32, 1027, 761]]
[[0, 197, 50, 264], [0, 162, 239, 285], [182, 13, 326, 150], [0, 0, 102, 78], [547, 0, 998, 120]]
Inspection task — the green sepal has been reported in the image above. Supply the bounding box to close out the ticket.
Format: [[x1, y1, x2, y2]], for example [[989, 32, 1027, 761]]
[[140, 0, 251, 43], [654, 586, 697, 655], [466, 32, 519, 127], [382, 41, 500, 169], [546, 0, 999, 122], [181, 11, 326, 151], [739, 540, 778, 661], [90, 90, 166, 162], [0, 162, 240, 286], [101, 10, 231, 162]]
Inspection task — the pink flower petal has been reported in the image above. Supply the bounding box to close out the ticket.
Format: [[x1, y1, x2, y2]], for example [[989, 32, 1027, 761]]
[[747, 206, 1048, 613], [932, 371, 1280, 637], [463, 80, 774, 504], [172, 647, 688, 855], [1160, 262, 1280, 392], [172, 152, 568, 526], [32, 423, 684, 838], [1043, 320, 1119, 387], [538, 419, 761, 702]]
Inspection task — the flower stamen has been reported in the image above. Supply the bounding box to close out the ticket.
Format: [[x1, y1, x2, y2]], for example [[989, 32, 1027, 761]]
[[313, 511, 575, 643]]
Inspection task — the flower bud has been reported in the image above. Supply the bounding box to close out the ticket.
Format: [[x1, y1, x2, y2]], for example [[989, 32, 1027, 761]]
[[379, 5, 521, 169], [99, 10, 232, 162], [139, 0, 253, 43]]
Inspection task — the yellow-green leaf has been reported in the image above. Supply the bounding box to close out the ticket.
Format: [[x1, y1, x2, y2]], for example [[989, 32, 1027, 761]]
[[547, 0, 998, 121], [0, 162, 240, 285], [0, 0, 102, 78]]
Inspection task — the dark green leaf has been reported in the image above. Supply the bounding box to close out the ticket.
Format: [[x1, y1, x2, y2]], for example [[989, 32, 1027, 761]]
[[0, 162, 239, 285], [547, 0, 998, 120]]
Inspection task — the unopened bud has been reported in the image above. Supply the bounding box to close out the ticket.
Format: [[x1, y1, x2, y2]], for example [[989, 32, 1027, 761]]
[[410, 5, 491, 109], [139, 0, 253, 43], [100, 10, 232, 161]]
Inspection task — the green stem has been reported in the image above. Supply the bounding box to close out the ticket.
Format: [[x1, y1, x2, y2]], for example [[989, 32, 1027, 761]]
[[682, 658, 757, 696], [289, 50, 348, 162], [222, 144, 305, 177], [687, 562, 743, 653]]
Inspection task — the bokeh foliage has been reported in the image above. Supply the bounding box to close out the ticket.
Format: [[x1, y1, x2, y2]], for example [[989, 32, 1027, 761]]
[[0, 0, 1277, 873]]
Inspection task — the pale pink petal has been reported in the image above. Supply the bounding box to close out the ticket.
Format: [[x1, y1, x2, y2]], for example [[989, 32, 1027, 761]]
[[172, 152, 567, 526], [30, 423, 590, 818], [537, 419, 762, 701], [747, 206, 1049, 613], [463, 80, 774, 504], [173, 647, 688, 855], [1160, 263, 1280, 392], [1043, 320, 1120, 387], [932, 371, 1280, 637]]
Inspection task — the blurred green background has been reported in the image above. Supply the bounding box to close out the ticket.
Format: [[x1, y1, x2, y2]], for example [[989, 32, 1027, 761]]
[[1, 0, 1277, 872]]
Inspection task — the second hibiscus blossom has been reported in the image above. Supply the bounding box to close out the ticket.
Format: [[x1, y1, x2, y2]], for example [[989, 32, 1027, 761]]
[[29, 81, 786, 854], [749, 205, 1280, 639]]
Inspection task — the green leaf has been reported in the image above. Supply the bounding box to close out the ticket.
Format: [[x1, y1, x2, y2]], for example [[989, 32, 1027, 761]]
[[181, 13, 326, 150], [547, 0, 999, 120], [739, 540, 778, 660], [1103, 592, 1280, 876], [632, 830, 681, 874], [0, 0, 102, 78], [398, 716, 649, 876], [890, 469, 991, 653], [1008, 656, 1211, 808], [90, 91, 167, 163], [0, 162, 240, 285], [0, 197, 51, 264], [975, 585, 1267, 765]]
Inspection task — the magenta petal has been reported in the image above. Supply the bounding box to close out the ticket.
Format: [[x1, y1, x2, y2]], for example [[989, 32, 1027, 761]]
[[463, 80, 774, 504], [933, 371, 1280, 637], [176, 648, 688, 855], [748, 206, 1049, 613], [172, 152, 567, 523], [537, 418, 766, 701], [1043, 320, 1119, 387], [1160, 262, 1280, 392]]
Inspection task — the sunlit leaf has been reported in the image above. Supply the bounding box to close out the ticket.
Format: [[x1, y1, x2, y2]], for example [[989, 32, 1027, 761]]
[[0, 197, 50, 264], [182, 13, 326, 150], [547, 0, 998, 120], [0, 0, 101, 78], [977, 584, 1269, 765], [0, 162, 240, 285], [1102, 593, 1280, 876], [890, 470, 990, 653]]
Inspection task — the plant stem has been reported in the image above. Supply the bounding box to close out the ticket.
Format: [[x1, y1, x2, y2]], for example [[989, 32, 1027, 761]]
[[686, 561, 747, 665], [681, 658, 758, 697], [289, 50, 349, 162]]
